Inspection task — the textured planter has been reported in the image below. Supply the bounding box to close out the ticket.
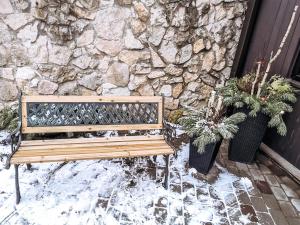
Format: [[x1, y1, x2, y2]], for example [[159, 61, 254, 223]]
[[229, 107, 269, 163], [189, 137, 222, 175]]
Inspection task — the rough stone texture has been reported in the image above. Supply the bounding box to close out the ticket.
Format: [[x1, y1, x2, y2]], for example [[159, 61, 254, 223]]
[[0, 0, 247, 114], [0, 80, 18, 101], [38, 80, 59, 95]]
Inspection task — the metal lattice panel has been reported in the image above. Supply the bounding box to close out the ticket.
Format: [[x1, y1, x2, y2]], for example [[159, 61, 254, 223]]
[[27, 102, 158, 127]]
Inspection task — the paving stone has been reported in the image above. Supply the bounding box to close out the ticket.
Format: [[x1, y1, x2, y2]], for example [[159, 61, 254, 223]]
[[223, 192, 239, 208], [281, 184, 299, 198], [169, 216, 184, 225], [269, 165, 289, 177], [154, 207, 168, 224], [212, 200, 227, 218], [280, 177, 300, 191], [236, 189, 251, 205], [256, 212, 275, 225], [155, 196, 168, 208], [265, 175, 280, 187], [255, 181, 273, 194], [250, 169, 265, 181], [240, 204, 258, 222], [262, 194, 280, 209], [227, 207, 242, 223], [259, 164, 272, 175], [170, 184, 182, 194], [269, 209, 289, 225], [235, 162, 249, 171], [286, 217, 300, 225], [291, 199, 300, 212], [251, 196, 268, 212], [271, 186, 289, 201], [256, 153, 273, 166], [278, 201, 298, 217]]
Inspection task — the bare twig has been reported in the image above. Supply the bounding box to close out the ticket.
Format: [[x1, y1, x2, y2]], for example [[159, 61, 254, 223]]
[[251, 61, 262, 96], [257, 5, 298, 97]]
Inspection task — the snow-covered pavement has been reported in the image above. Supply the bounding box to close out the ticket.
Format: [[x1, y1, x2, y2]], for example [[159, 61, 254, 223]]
[[0, 131, 275, 225]]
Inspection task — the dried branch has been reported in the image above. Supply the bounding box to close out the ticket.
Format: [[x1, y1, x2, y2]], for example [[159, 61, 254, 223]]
[[257, 5, 298, 97], [251, 61, 262, 96]]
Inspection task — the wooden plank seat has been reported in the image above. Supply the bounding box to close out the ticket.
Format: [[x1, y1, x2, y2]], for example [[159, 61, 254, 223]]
[[6, 95, 176, 204]]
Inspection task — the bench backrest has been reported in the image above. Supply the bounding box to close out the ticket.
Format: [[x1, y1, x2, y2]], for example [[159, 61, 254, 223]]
[[21, 96, 163, 134]]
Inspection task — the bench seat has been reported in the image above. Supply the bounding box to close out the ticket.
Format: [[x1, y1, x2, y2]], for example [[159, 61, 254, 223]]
[[11, 135, 173, 164]]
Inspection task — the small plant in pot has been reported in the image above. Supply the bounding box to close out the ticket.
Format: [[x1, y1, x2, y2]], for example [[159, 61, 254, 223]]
[[219, 74, 297, 163], [179, 91, 246, 174]]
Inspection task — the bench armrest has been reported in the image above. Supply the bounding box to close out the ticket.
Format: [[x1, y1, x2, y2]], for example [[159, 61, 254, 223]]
[[163, 120, 177, 152], [5, 122, 22, 169]]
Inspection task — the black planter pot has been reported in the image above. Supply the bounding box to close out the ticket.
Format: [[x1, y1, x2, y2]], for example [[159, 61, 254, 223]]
[[228, 107, 269, 163], [189, 137, 222, 175]]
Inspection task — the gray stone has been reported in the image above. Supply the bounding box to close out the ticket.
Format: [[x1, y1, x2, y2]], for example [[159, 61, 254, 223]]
[[171, 7, 186, 27], [165, 76, 183, 84], [28, 36, 49, 64], [94, 7, 130, 40], [102, 83, 130, 96], [105, 62, 129, 87], [159, 40, 178, 64], [57, 81, 78, 95], [183, 72, 198, 83], [0, 80, 18, 101], [150, 47, 166, 68], [49, 45, 72, 66], [17, 23, 38, 43], [0, 0, 13, 14], [0, 46, 8, 66], [201, 51, 215, 72], [78, 73, 101, 90], [119, 50, 150, 65], [164, 64, 183, 76], [138, 83, 154, 96], [72, 55, 92, 69], [0, 22, 11, 44], [130, 19, 147, 35], [172, 83, 183, 98], [187, 82, 201, 92], [117, 0, 133, 5], [159, 85, 172, 97], [95, 38, 123, 56], [38, 80, 58, 95], [148, 26, 166, 46], [193, 39, 205, 53], [76, 29, 94, 47], [124, 29, 144, 50], [15, 67, 36, 80], [128, 75, 147, 90], [0, 68, 14, 80], [150, 4, 168, 26], [3, 13, 34, 30], [134, 2, 149, 22], [147, 71, 165, 79], [176, 44, 192, 64], [165, 97, 179, 110], [131, 63, 151, 74], [270, 187, 289, 201]]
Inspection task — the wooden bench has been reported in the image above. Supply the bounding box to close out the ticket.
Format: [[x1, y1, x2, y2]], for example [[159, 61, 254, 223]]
[[6, 95, 176, 204]]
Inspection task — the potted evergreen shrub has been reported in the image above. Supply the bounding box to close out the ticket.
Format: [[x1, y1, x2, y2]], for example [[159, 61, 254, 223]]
[[179, 91, 246, 174], [218, 5, 298, 163], [219, 75, 297, 163]]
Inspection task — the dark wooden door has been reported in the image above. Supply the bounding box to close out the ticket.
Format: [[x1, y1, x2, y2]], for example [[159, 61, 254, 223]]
[[240, 0, 300, 169]]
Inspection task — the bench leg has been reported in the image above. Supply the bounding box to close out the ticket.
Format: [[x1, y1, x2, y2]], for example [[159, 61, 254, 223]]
[[26, 164, 32, 170], [15, 164, 21, 204], [163, 155, 170, 189]]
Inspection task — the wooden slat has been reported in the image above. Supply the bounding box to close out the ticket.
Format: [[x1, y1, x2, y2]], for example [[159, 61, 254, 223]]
[[21, 100, 27, 130], [21, 135, 164, 146], [22, 95, 163, 103], [22, 124, 163, 134], [11, 148, 173, 164], [18, 142, 169, 153], [129, 149, 173, 157], [14, 146, 172, 157]]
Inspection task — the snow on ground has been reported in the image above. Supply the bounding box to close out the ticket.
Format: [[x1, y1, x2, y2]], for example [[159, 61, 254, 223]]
[[0, 131, 255, 225]]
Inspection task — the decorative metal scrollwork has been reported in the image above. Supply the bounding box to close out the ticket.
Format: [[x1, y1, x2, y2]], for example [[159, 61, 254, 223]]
[[27, 102, 158, 127]]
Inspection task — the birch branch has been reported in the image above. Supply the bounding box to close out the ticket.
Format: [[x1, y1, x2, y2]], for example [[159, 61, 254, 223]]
[[257, 5, 298, 98], [251, 61, 262, 96]]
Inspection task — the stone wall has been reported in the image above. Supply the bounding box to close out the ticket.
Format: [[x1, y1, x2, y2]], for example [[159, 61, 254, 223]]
[[0, 0, 247, 115]]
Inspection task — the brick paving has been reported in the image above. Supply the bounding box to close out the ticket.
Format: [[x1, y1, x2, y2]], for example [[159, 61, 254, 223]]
[[94, 136, 300, 225], [217, 140, 300, 225]]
